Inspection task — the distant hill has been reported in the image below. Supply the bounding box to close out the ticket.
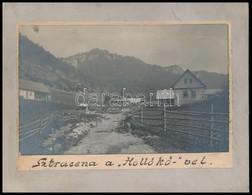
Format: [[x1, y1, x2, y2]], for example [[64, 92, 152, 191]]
[[19, 34, 85, 92], [63, 48, 182, 93], [19, 35, 228, 94], [163, 65, 184, 74], [192, 70, 228, 89]]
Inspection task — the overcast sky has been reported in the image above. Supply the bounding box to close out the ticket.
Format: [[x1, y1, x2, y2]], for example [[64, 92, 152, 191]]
[[19, 24, 229, 74]]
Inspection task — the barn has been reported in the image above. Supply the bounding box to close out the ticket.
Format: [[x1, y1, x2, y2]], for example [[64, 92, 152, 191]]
[[19, 79, 51, 101]]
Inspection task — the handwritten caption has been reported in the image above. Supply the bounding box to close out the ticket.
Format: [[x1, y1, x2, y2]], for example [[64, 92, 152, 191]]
[[31, 156, 213, 169]]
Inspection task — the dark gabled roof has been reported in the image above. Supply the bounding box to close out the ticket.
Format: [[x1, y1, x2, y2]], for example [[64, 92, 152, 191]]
[[171, 69, 207, 88], [19, 79, 51, 94]]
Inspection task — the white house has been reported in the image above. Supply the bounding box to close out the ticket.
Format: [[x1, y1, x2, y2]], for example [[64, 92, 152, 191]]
[[155, 69, 225, 106], [19, 79, 51, 101], [171, 69, 207, 105]]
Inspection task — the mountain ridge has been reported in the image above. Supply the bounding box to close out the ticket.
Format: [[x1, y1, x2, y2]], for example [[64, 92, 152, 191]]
[[19, 34, 228, 93]]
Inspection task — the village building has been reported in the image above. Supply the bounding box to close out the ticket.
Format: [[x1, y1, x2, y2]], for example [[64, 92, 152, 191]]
[[115, 97, 143, 106], [125, 97, 142, 104], [156, 69, 214, 106], [19, 79, 51, 101], [156, 89, 175, 106], [171, 69, 207, 105], [205, 88, 223, 99]]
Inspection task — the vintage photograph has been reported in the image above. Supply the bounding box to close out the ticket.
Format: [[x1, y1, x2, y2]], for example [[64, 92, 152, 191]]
[[18, 23, 230, 156], [4, 3, 249, 192]]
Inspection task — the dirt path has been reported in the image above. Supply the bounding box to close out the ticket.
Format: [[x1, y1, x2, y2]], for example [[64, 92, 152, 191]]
[[65, 113, 156, 154]]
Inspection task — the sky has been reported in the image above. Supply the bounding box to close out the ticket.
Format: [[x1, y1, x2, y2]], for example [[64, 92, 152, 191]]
[[19, 24, 229, 74]]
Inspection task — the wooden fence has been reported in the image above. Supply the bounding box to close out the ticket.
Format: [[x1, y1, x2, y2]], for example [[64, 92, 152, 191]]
[[19, 115, 53, 142], [130, 104, 229, 148]]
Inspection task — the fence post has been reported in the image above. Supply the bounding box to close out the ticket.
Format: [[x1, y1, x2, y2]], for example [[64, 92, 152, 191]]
[[210, 104, 214, 147], [164, 104, 166, 131], [140, 106, 143, 127]]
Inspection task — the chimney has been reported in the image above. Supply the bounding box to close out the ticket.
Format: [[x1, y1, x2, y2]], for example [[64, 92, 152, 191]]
[[195, 71, 199, 79]]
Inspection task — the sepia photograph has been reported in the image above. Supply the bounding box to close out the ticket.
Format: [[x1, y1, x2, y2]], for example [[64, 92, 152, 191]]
[[3, 3, 249, 192], [18, 23, 230, 156]]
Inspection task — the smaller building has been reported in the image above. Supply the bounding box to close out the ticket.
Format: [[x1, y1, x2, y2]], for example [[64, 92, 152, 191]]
[[205, 88, 223, 99], [114, 97, 143, 106], [19, 79, 51, 101], [126, 97, 142, 103], [156, 89, 175, 105]]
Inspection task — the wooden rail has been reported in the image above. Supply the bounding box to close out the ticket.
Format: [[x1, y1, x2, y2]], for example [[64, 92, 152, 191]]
[[19, 115, 53, 142], [130, 104, 229, 148]]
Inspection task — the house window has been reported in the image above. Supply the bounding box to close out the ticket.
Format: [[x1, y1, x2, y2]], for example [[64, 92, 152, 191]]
[[26, 91, 28, 98], [29, 91, 33, 96], [191, 91, 196, 98], [184, 79, 187, 84], [190, 79, 192, 83], [183, 91, 188, 98]]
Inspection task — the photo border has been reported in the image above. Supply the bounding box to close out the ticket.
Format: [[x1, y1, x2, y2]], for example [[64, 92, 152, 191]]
[[3, 3, 248, 192], [16, 21, 233, 170]]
